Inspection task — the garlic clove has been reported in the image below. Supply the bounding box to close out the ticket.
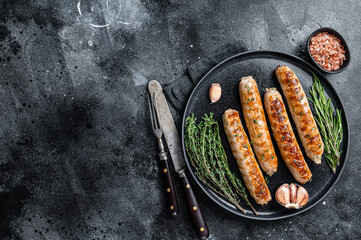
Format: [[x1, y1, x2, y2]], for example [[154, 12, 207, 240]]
[[283, 185, 290, 206], [290, 183, 297, 204], [296, 185, 309, 208], [209, 83, 222, 103], [275, 184, 290, 206], [275, 183, 309, 209]]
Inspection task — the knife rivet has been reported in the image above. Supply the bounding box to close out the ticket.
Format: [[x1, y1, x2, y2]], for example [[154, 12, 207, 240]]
[[170, 205, 174, 210], [200, 227, 204, 232], [167, 188, 170, 192], [163, 169, 168, 173], [193, 206, 197, 211], [186, 184, 190, 189]]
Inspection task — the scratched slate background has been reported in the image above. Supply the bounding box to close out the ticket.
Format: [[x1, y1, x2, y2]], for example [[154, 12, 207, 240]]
[[0, 0, 360, 239]]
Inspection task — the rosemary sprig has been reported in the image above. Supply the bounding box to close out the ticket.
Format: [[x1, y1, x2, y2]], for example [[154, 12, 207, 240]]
[[185, 113, 257, 215], [308, 72, 343, 173]]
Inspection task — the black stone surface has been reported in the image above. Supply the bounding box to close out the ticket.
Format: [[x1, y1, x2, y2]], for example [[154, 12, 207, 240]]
[[0, 1, 360, 239]]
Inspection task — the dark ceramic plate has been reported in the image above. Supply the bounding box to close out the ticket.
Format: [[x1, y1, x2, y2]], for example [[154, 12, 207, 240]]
[[306, 27, 351, 74], [181, 50, 349, 220]]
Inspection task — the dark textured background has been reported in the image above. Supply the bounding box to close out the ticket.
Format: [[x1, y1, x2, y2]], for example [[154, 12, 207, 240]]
[[0, 0, 360, 239]]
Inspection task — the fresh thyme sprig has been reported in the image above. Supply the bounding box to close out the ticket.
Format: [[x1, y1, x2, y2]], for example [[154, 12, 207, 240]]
[[308, 72, 343, 173], [185, 113, 257, 215]]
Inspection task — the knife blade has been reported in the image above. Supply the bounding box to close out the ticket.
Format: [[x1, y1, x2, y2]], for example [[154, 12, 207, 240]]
[[148, 80, 209, 240]]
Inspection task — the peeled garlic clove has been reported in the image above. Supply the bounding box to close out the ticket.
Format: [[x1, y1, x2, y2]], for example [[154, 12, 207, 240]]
[[290, 183, 297, 204], [275, 184, 290, 206], [296, 185, 309, 208], [209, 83, 222, 103]]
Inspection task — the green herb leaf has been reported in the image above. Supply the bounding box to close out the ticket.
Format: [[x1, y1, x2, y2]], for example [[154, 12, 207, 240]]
[[264, 177, 269, 184]]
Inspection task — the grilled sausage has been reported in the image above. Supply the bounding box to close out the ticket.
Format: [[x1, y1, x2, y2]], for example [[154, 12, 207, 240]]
[[239, 76, 278, 176], [222, 109, 271, 205], [275, 66, 324, 164], [264, 88, 312, 184]]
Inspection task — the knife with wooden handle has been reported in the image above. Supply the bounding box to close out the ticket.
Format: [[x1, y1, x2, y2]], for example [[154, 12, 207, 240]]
[[148, 80, 209, 240]]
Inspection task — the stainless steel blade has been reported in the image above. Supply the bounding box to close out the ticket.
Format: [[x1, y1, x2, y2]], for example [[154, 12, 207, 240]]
[[148, 80, 186, 174]]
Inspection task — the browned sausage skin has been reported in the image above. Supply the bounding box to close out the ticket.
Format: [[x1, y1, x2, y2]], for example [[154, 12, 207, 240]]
[[275, 66, 324, 164], [264, 89, 312, 184], [239, 76, 278, 176], [222, 109, 271, 205]]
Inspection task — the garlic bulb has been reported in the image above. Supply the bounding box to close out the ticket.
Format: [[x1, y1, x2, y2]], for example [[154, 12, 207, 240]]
[[209, 83, 222, 103], [275, 183, 309, 209]]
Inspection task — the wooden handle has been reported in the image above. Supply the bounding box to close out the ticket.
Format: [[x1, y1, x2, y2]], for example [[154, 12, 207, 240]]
[[180, 173, 209, 239], [158, 152, 178, 216]]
